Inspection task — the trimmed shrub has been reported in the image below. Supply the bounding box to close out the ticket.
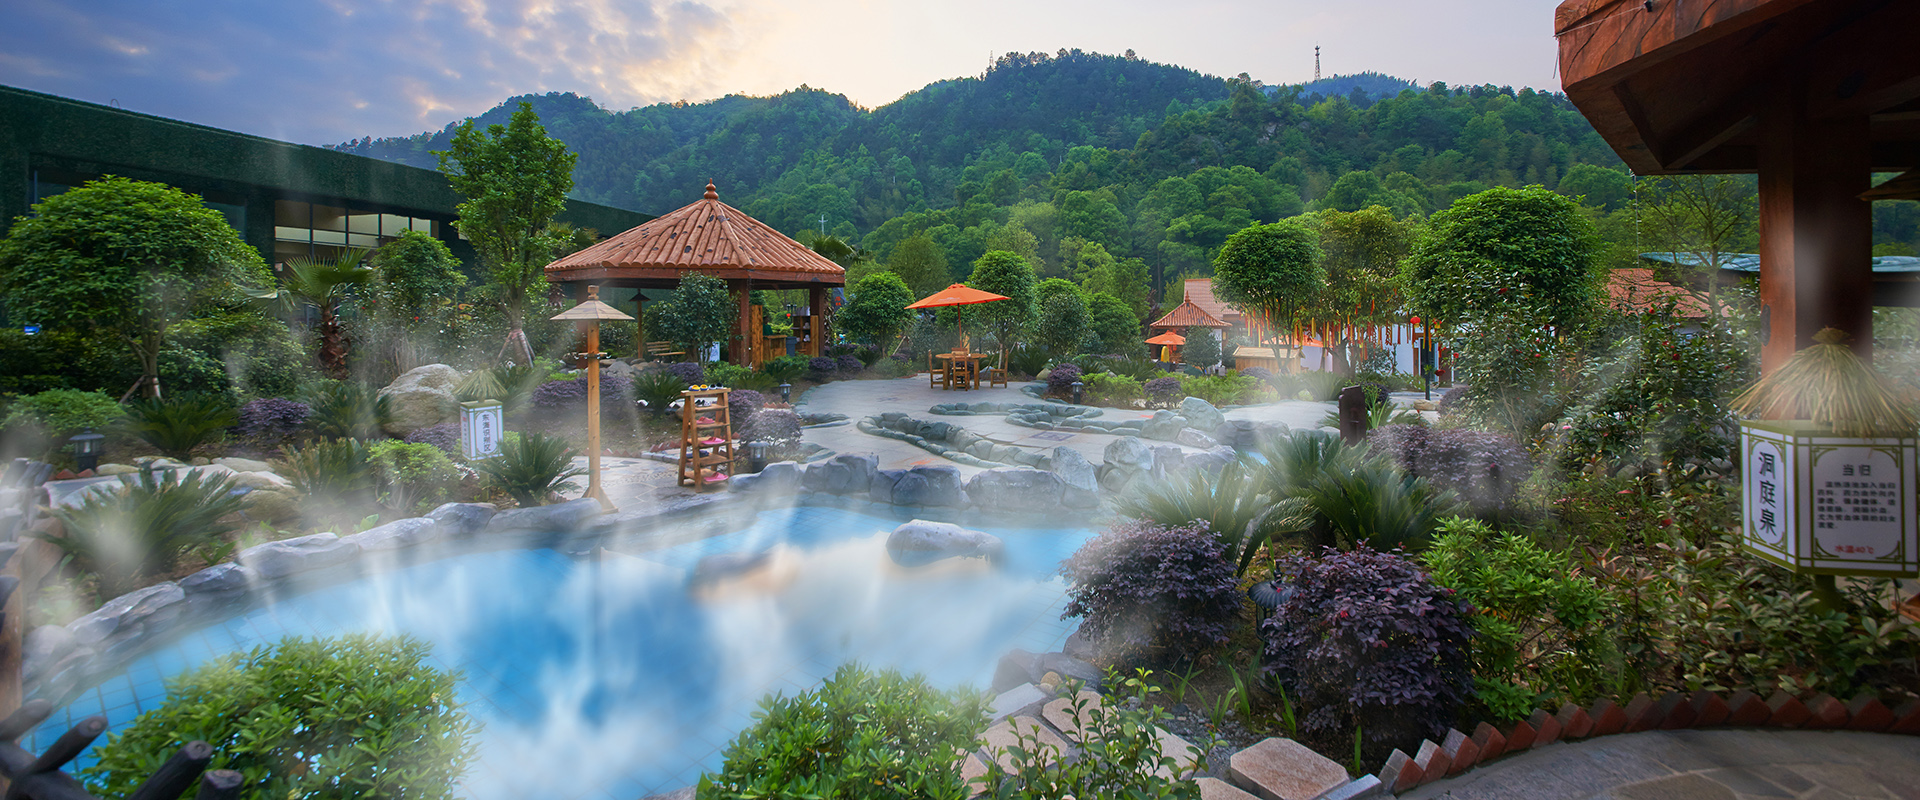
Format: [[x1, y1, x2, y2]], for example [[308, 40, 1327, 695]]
[[1046, 363, 1083, 397], [699, 663, 989, 800], [665, 361, 705, 386], [741, 409, 802, 450], [403, 422, 461, 456], [1240, 366, 1275, 383], [1, 388, 124, 438], [1060, 520, 1242, 659], [1143, 376, 1181, 407], [83, 634, 477, 800], [1083, 372, 1142, 406], [1366, 424, 1527, 516], [370, 440, 466, 512], [834, 354, 864, 374], [1423, 517, 1615, 721], [530, 373, 635, 421], [727, 389, 764, 432], [705, 362, 755, 388], [236, 398, 311, 439], [1261, 546, 1474, 760], [760, 355, 809, 384], [807, 356, 837, 378]]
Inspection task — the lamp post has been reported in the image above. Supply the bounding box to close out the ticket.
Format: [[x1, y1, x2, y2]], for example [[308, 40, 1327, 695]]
[[552, 285, 635, 511], [777, 383, 792, 403], [68, 428, 105, 472], [1071, 380, 1084, 406], [1411, 315, 1430, 401]]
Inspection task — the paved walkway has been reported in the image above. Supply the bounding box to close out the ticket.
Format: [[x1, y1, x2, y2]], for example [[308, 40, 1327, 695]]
[[790, 375, 1346, 476], [1403, 729, 1920, 800]]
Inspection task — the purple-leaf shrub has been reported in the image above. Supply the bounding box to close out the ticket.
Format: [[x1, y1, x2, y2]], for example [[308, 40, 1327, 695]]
[[1060, 520, 1242, 658], [808, 356, 837, 375], [742, 408, 802, 445], [1261, 546, 1474, 758], [727, 389, 764, 431], [665, 362, 705, 385], [404, 422, 461, 456], [1046, 363, 1083, 397], [1143, 376, 1181, 405], [1240, 367, 1275, 383], [1367, 424, 1527, 515], [236, 398, 310, 438], [530, 374, 635, 419], [835, 354, 865, 374]]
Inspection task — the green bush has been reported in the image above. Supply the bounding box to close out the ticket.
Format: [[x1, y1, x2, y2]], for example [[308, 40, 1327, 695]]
[[760, 355, 810, 385], [305, 381, 391, 440], [1008, 344, 1050, 377], [474, 432, 583, 507], [983, 670, 1205, 798], [704, 363, 755, 389], [118, 396, 238, 460], [1177, 374, 1257, 407], [83, 634, 477, 800], [1115, 459, 1280, 577], [1273, 370, 1344, 401], [43, 467, 246, 595], [699, 663, 990, 800], [370, 440, 465, 513], [1, 388, 125, 438], [275, 438, 376, 517], [1082, 372, 1142, 406], [1423, 518, 1615, 721], [634, 371, 687, 417]]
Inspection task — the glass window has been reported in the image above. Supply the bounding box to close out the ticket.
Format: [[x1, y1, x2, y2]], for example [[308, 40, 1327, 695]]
[[312, 205, 347, 232], [312, 229, 346, 245], [348, 233, 380, 248], [274, 226, 311, 243], [380, 214, 411, 237], [348, 212, 379, 235]]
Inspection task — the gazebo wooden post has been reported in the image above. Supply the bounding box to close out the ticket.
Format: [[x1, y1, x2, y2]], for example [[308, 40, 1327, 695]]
[[632, 288, 645, 360], [808, 286, 826, 356], [731, 279, 752, 365], [1757, 81, 1875, 372]]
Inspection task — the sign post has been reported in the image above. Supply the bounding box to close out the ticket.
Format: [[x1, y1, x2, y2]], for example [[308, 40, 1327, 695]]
[[1740, 420, 1917, 577], [461, 400, 504, 461]]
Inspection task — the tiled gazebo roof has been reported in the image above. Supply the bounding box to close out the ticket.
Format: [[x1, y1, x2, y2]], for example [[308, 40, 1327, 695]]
[[1149, 297, 1229, 330], [545, 182, 844, 288]]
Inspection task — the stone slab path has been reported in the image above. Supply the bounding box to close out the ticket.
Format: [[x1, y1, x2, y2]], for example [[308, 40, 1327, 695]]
[[1402, 729, 1920, 800]]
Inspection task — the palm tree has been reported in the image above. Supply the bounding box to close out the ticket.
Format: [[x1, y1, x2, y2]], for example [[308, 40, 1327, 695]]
[[246, 250, 373, 378]]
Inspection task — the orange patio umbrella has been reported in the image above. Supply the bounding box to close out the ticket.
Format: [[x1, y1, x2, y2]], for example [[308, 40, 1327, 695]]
[[906, 283, 1008, 351], [1144, 331, 1187, 363]]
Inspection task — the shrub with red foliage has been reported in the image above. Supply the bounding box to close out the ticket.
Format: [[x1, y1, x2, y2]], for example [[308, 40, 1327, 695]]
[[1060, 520, 1242, 659]]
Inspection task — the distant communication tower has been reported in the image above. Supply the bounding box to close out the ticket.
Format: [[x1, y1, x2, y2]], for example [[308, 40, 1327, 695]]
[[1314, 46, 1321, 81]]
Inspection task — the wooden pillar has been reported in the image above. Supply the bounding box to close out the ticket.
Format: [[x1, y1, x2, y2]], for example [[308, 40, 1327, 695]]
[[632, 289, 645, 360], [731, 279, 752, 365], [808, 286, 827, 356], [1757, 81, 1874, 374]]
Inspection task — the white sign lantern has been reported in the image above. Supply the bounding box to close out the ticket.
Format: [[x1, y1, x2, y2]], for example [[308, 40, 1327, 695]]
[[462, 400, 504, 461], [1740, 420, 1918, 577]]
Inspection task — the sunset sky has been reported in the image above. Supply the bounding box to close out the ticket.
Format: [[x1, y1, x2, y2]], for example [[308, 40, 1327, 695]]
[[0, 0, 1563, 145]]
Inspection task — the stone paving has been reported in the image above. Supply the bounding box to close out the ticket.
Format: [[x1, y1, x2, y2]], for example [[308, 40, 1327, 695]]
[[1402, 728, 1920, 800], [789, 375, 1347, 477]]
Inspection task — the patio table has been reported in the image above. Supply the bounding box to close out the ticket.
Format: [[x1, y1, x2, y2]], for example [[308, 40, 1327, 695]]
[[935, 352, 984, 390]]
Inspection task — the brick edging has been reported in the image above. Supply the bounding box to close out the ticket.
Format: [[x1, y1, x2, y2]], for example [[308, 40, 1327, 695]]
[[1374, 690, 1920, 793]]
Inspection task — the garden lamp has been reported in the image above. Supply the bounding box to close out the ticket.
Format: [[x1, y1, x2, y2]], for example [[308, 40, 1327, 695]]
[[68, 428, 105, 472], [1071, 380, 1084, 406], [552, 285, 635, 511], [777, 383, 792, 403]]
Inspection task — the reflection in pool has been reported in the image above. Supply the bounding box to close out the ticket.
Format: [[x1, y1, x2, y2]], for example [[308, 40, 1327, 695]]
[[33, 505, 1098, 800]]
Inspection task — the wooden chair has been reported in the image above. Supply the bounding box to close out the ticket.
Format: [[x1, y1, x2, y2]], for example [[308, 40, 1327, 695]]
[[986, 366, 1009, 388], [646, 341, 687, 361], [928, 351, 947, 388]]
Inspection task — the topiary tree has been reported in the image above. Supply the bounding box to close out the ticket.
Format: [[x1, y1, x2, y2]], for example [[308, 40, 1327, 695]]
[[1086, 292, 1142, 357], [83, 634, 477, 799], [648, 272, 736, 363], [1180, 327, 1221, 369], [1033, 286, 1090, 357], [0, 176, 270, 399], [1060, 520, 1242, 659], [435, 101, 577, 365], [836, 271, 915, 350], [1400, 185, 1601, 330], [1212, 220, 1323, 350], [967, 250, 1036, 367], [369, 230, 467, 327]]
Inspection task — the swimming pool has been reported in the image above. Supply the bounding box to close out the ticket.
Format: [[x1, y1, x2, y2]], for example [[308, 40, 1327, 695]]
[[30, 505, 1099, 800]]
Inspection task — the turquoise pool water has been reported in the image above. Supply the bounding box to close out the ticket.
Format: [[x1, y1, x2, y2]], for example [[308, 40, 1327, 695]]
[[30, 506, 1098, 800]]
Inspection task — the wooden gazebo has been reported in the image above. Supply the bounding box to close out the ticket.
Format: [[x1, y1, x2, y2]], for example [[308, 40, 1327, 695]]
[[544, 182, 845, 366], [1554, 0, 1920, 372]]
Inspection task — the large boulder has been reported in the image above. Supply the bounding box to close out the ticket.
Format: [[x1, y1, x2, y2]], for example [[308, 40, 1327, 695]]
[[965, 468, 1065, 512], [178, 563, 255, 597], [1151, 445, 1187, 479], [1049, 447, 1099, 508], [1175, 428, 1219, 450], [801, 453, 876, 495], [1104, 436, 1154, 472], [428, 502, 496, 538], [1140, 410, 1187, 441], [377, 364, 463, 438], [485, 498, 603, 535], [343, 517, 443, 552], [891, 465, 966, 507], [238, 533, 359, 579], [69, 582, 186, 647], [886, 519, 1003, 566], [731, 461, 802, 495], [1179, 396, 1227, 431]]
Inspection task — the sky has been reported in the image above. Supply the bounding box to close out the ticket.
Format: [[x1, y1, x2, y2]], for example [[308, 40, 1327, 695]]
[[0, 0, 1565, 146]]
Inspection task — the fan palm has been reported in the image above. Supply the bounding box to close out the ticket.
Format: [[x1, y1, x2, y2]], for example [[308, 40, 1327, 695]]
[[245, 249, 374, 378]]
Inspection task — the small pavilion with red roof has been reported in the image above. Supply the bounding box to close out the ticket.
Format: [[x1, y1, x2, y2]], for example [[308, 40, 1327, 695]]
[[545, 182, 845, 366]]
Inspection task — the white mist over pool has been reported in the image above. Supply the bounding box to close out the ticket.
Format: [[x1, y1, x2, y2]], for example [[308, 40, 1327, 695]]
[[35, 506, 1095, 800]]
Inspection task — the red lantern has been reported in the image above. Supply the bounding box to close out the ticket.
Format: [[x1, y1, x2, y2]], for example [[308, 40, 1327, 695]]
[[1409, 315, 1422, 326]]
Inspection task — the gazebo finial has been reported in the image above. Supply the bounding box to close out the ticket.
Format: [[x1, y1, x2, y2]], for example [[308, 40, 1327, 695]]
[[704, 180, 717, 200]]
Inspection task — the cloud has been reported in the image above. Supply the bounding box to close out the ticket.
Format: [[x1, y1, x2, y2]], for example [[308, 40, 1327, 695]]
[[0, 0, 748, 143]]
